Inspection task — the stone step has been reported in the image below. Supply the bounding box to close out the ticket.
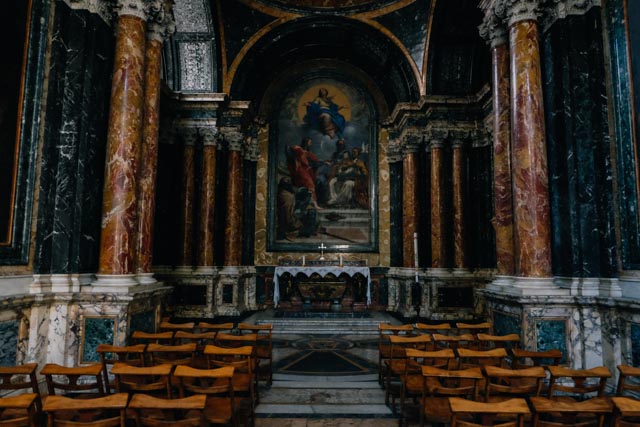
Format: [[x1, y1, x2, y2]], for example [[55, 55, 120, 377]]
[[255, 403, 394, 418]]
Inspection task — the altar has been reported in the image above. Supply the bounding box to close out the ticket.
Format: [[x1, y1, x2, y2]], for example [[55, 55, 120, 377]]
[[273, 265, 371, 309]]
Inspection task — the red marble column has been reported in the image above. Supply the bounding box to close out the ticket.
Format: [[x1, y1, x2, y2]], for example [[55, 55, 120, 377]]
[[135, 19, 167, 282], [178, 126, 197, 267], [509, 11, 552, 277], [224, 132, 244, 266], [402, 146, 419, 268], [197, 125, 218, 269], [451, 138, 467, 269], [98, 4, 147, 278], [430, 138, 446, 268], [491, 30, 516, 276]]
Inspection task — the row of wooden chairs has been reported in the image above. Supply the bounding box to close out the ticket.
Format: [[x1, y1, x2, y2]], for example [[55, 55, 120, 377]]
[[132, 322, 273, 386]]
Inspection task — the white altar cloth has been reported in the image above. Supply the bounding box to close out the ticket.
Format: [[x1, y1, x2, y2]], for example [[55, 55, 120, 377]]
[[273, 266, 371, 307]]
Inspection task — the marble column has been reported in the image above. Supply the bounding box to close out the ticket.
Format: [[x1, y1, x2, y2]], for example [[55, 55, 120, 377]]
[[223, 130, 244, 267], [482, 14, 515, 276], [136, 4, 174, 284], [402, 142, 420, 268], [96, 0, 148, 285], [196, 122, 218, 272], [177, 123, 198, 269], [451, 136, 467, 269], [429, 134, 447, 268], [507, 0, 552, 277]]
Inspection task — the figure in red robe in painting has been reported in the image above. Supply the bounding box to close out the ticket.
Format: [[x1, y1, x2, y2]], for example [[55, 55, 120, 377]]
[[287, 137, 321, 205]]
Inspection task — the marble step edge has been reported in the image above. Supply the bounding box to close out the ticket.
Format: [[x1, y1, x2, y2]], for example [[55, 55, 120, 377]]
[[255, 403, 394, 417], [267, 381, 382, 389], [272, 373, 379, 383]]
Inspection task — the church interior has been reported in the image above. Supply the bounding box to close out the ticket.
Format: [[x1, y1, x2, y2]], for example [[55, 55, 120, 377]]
[[2, 0, 640, 423]]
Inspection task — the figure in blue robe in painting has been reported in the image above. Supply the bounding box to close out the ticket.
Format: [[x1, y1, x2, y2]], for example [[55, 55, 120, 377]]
[[304, 88, 347, 139]]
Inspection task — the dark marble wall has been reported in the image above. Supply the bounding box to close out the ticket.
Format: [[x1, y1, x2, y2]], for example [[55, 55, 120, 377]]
[[542, 8, 617, 277], [603, 0, 640, 269], [467, 144, 495, 268], [34, 1, 113, 274], [242, 159, 257, 265], [389, 161, 403, 267], [0, 0, 49, 264], [0, 320, 19, 366]]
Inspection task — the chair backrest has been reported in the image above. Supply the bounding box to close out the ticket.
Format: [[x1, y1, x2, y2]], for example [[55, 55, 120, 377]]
[[529, 396, 613, 426], [196, 322, 234, 336], [433, 333, 476, 350], [0, 363, 41, 411], [405, 348, 456, 371], [449, 396, 530, 427], [510, 348, 563, 369], [483, 366, 546, 400], [215, 332, 258, 348], [159, 321, 195, 333], [414, 322, 452, 335], [476, 333, 520, 350], [173, 331, 217, 349], [174, 365, 235, 397], [616, 364, 640, 396], [131, 331, 174, 345], [237, 323, 273, 354], [146, 343, 197, 367], [547, 365, 611, 399], [456, 322, 492, 334], [204, 345, 254, 373], [128, 393, 207, 427], [389, 334, 432, 353], [421, 365, 484, 400], [43, 393, 128, 427], [97, 344, 147, 394], [41, 363, 106, 397], [111, 362, 173, 398], [457, 348, 509, 369]]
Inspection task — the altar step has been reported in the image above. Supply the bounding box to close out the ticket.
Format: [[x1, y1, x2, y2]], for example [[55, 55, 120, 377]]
[[250, 310, 399, 335]]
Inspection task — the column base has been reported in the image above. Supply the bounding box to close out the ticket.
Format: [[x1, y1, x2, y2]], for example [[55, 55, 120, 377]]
[[194, 266, 217, 275], [89, 274, 139, 293], [498, 276, 569, 296], [136, 273, 157, 285]]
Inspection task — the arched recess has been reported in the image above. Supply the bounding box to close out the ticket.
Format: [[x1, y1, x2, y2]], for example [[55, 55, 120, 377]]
[[229, 15, 421, 116]]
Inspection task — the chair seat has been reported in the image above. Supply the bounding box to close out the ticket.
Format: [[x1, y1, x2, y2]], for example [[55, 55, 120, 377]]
[[0, 393, 38, 409]]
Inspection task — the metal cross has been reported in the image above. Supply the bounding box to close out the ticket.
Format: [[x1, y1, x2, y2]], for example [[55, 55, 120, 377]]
[[318, 243, 327, 259]]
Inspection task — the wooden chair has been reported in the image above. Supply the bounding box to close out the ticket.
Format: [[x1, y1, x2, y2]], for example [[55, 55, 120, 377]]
[[456, 322, 493, 335], [173, 332, 217, 369], [510, 348, 563, 369], [146, 343, 197, 367], [204, 345, 257, 411], [546, 365, 611, 401], [131, 331, 174, 346], [378, 323, 414, 385], [476, 333, 520, 350], [419, 365, 484, 427], [432, 333, 476, 350], [530, 395, 613, 427], [159, 321, 195, 335], [414, 322, 452, 336], [96, 344, 147, 394], [174, 365, 247, 427], [384, 334, 432, 409], [616, 365, 640, 397], [111, 363, 173, 399], [457, 348, 509, 369], [215, 333, 257, 349], [196, 322, 234, 338], [41, 363, 106, 398], [449, 396, 531, 427], [0, 363, 41, 427], [237, 323, 274, 386], [612, 396, 640, 427], [128, 393, 207, 427], [399, 348, 455, 426], [42, 393, 128, 427], [482, 366, 546, 402]]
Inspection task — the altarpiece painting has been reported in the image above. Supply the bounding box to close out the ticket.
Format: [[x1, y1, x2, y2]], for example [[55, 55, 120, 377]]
[[267, 77, 377, 252]]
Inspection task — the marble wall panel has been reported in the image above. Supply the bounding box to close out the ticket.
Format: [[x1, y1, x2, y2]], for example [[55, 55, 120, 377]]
[[130, 310, 156, 337], [535, 319, 568, 364], [81, 316, 115, 362], [0, 320, 19, 366], [493, 311, 521, 337], [631, 323, 640, 366], [179, 42, 213, 92]]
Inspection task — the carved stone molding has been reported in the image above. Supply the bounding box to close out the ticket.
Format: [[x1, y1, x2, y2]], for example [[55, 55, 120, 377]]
[[147, 0, 176, 42], [115, 0, 159, 20], [198, 119, 218, 147], [479, 11, 508, 47], [387, 139, 404, 163], [425, 128, 449, 145], [494, 0, 542, 26], [401, 130, 424, 154], [541, 0, 601, 31], [243, 137, 260, 162], [63, 0, 116, 26]]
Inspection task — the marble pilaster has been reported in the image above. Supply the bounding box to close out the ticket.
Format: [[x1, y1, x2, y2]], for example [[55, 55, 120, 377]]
[[222, 129, 244, 267], [96, 0, 147, 285], [429, 134, 447, 268], [136, 4, 174, 284], [451, 136, 467, 269], [482, 13, 515, 276], [197, 122, 218, 272], [507, 1, 552, 278], [402, 140, 420, 269], [177, 123, 198, 268]]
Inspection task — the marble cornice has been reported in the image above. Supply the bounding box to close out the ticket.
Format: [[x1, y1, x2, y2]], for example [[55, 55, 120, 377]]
[[541, 0, 601, 32], [62, 0, 115, 26]]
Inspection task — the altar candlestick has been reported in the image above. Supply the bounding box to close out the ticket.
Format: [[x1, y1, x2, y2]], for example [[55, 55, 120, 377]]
[[339, 254, 343, 266], [302, 255, 305, 266]]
